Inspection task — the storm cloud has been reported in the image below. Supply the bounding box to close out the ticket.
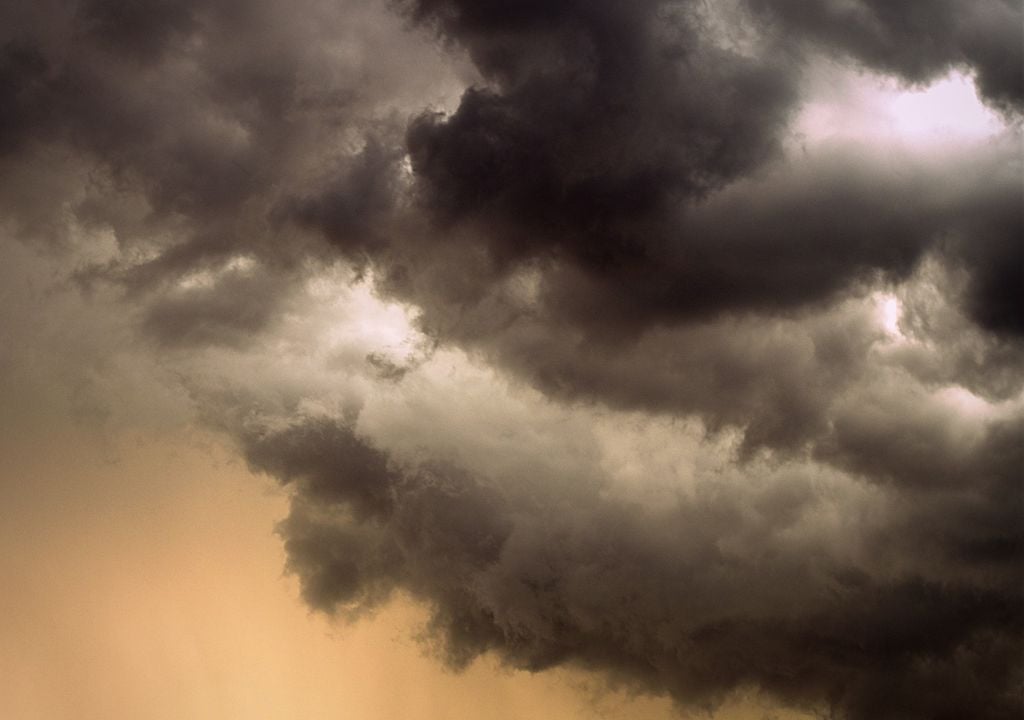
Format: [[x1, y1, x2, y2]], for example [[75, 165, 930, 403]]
[[748, 0, 1024, 111], [236, 395, 1021, 720], [1, 0, 1021, 718]]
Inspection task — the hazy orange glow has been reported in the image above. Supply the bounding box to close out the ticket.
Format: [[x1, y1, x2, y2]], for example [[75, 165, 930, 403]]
[[0, 423, 809, 719]]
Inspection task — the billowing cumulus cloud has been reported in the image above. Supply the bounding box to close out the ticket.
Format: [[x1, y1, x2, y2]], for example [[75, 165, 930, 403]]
[[228, 336, 1022, 720], [0, 0, 1021, 718]]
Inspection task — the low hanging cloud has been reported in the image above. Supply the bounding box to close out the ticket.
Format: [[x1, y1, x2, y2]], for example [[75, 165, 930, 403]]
[[1, 0, 1021, 718], [231, 336, 1022, 720]]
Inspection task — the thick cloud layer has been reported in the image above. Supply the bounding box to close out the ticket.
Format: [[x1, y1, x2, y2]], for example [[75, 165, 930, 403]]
[[0, 0, 462, 338], [233, 371, 1022, 720], [1, 0, 1022, 718], [302, 0, 1023, 430], [382, 0, 1022, 334]]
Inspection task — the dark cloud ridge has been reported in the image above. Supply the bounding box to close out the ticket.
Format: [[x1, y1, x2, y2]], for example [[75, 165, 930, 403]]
[[266, 2, 1023, 714], [239, 413, 1023, 720], [378, 0, 1023, 332]]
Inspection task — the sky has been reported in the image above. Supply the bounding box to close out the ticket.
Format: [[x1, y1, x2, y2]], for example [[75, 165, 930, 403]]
[[0, 1, 1021, 718]]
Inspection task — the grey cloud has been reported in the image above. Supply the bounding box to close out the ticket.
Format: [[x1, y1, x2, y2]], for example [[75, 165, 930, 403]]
[[239, 412, 1023, 720], [2, 0, 1017, 365], [140, 261, 295, 348], [818, 386, 1023, 491], [394, 0, 799, 304], [1, 0, 1021, 717], [747, 0, 1024, 111], [279, 498, 403, 612], [368, 148, 1020, 456], [0, 41, 50, 155], [221, 223, 1022, 718], [242, 415, 396, 520], [287, 135, 408, 264], [75, 0, 199, 62], [286, 0, 1023, 440], [375, 0, 1021, 335], [949, 188, 1024, 337], [890, 258, 1024, 402], [0, 0, 455, 342]]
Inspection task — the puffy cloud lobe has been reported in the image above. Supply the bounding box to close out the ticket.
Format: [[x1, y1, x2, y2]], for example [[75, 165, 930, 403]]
[[0, 0, 457, 343], [139, 259, 297, 348], [1, 0, 1017, 387], [399, 0, 799, 295], [219, 242, 1023, 719], [0, 42, 49, 155], [296, 0, 1024, 421], [364, 147, 1022, 456], [949, 183, 1024, 337], [242, 415, 396, 520], [240, 412, 1023, 720], [287, 137, 408, 263]]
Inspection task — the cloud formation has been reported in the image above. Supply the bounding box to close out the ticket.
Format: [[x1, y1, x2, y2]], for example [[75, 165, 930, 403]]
[[234, 360, 1022, 720], [748, 0, 1024, 111], [1, 0, 1021, 718]]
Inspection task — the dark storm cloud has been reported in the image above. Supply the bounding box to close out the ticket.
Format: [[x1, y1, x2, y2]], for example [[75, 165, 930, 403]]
[[748, 0, 1024, 111], [76, 0, 199, 61], [139, 260, 294, 348], [358, 145, 1021, 455], [289, 0, 1023, 388], [0, 41, 50, 155], [948, 181, 1024, 337], [1, 0, 1017, 363], [246, 0, 1024, 706], [389, 0, 802, 318], [287, 136, 407, 263], [0, 0, 450, 344], [240, 413, 1023, 720], [242, 415, 396, 520], [1, 0, 1022, 718]]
